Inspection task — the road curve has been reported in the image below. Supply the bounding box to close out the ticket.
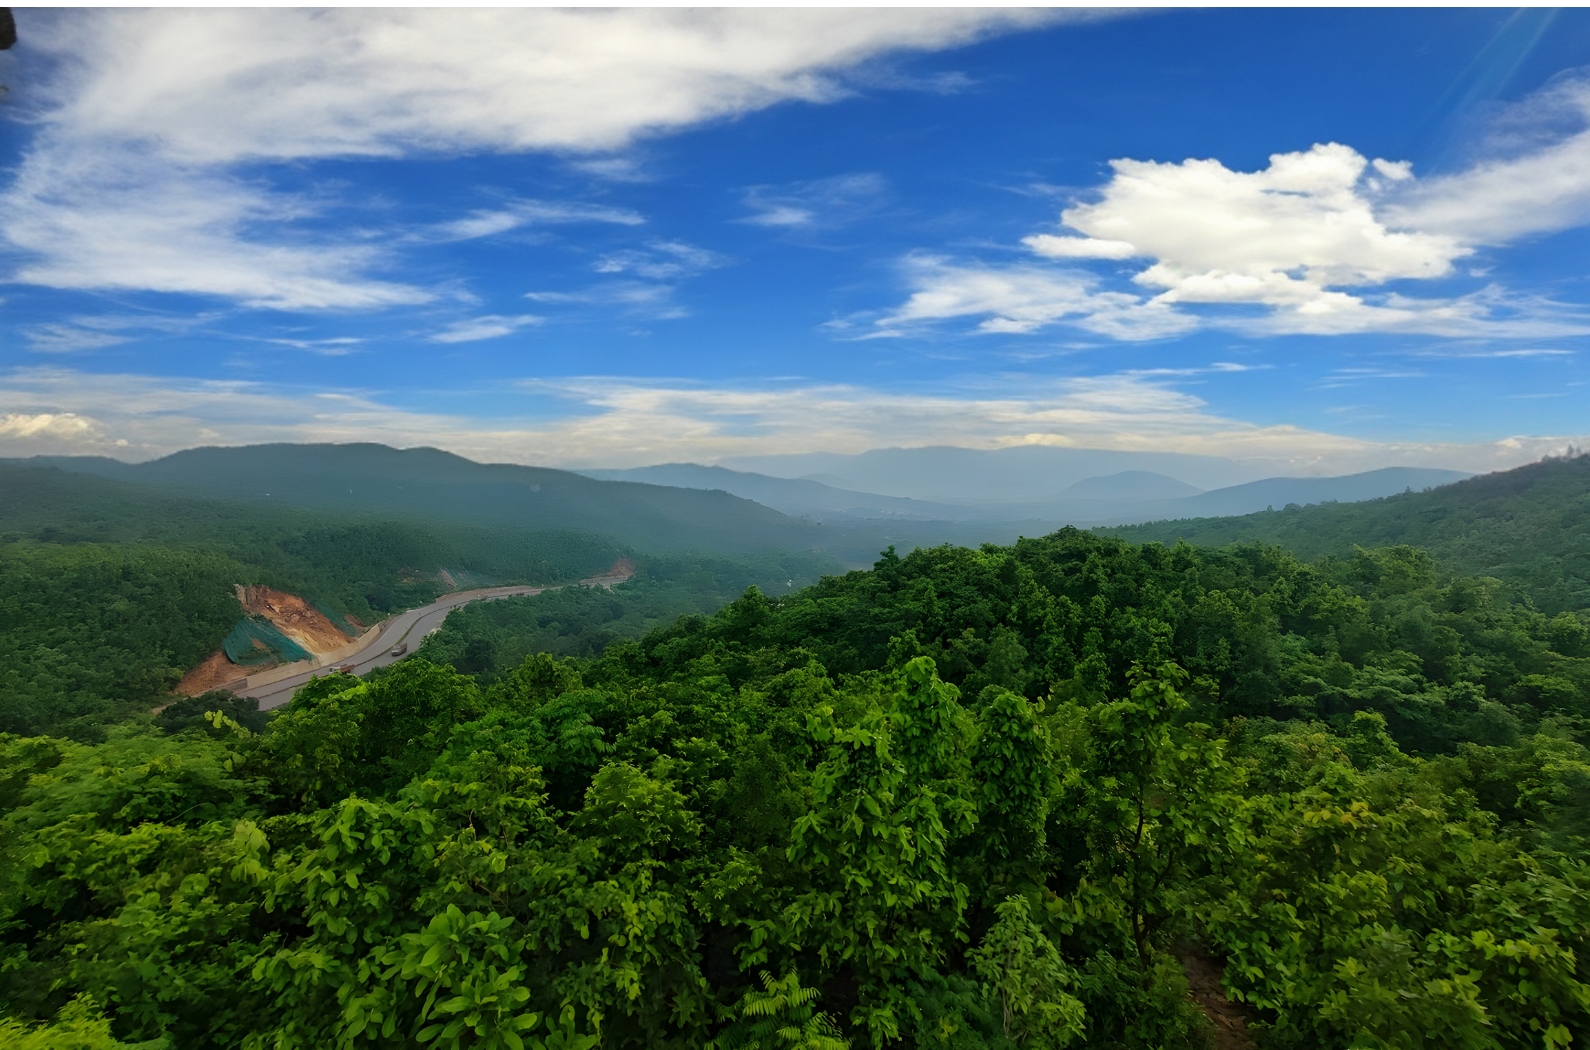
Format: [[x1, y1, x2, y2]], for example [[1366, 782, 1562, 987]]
[[241, 572, 630, 711]]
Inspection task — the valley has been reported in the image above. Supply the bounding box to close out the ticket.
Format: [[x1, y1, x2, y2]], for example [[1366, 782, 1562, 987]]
[[2, 442, 1587, 1050], [6, 9, 1590, 1047]]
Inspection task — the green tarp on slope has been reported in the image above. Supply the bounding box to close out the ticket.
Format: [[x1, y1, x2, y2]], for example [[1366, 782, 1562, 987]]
[[221, 616, 311, 666]]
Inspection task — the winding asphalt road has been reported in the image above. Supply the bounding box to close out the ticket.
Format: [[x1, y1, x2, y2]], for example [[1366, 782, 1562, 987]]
[[241, 573, 629, 711]]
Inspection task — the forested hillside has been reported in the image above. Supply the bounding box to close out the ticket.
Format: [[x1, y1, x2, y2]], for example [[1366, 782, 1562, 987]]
[[3, 530, 1587, 1049], [15, 443, 826, 555], [1105, 452, 1590, 612], [0, 543, 248, 738], [1, 462, 634, 596], [0, 464, 839, 736], [425, 529, 1590, 757], [414, 552, 838, 669]]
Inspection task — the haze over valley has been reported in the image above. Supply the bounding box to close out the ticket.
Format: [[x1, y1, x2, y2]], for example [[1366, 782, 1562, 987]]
[[583, 449, 1472, 525]]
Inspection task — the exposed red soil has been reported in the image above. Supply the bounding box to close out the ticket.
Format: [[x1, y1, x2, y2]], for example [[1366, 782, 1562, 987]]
[[583, 559, 637, 587], [234, 584, 355, 654], [175, 650, 250, 697], [174, 585, 359, 698]]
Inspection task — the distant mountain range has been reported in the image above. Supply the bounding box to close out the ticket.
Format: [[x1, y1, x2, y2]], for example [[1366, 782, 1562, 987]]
[[581, 461, 1471, 525], [9, 444, 1474, 567], [722, 445, 1263, 502], [577, 463, 973, 520], [9, 444, 822, 555], [1061, 470, 1203, 502]]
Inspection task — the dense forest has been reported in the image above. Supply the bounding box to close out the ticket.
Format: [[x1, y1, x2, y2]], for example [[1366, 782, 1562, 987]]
[[1105, 452, 1590, 613], [3, 526, 1588, 1048], [415, 552, 845, 670]]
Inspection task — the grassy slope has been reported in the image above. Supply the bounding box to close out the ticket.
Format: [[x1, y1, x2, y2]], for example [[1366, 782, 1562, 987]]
[[1101, 454, 1590, 612]]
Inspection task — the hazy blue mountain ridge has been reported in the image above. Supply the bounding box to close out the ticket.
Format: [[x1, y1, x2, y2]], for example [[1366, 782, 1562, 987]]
[[577, 463, 974, 520], [722, 444, 1265, 501], [1059, 470, 1204, 501], [584, 457, 1469, 526], [1163, 467, 1471, 519]]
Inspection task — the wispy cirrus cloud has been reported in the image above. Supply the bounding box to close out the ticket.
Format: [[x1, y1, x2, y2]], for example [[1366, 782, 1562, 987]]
[[2, 8, 1061, 311], [524, 281, 689, 321], [1388, 72, 1590, 243], [1, 143, 430, 310], [22, 311, 216, 353], [1411, 346, 1575, 359], [429, 314, 545, 344], [593, 241, 725, 282], [1316, 367, 1427, 389], [23, 323, 131, 354], [516, 242, 728, 322], [257, 336, 366, 356], [740, 172, 888, 229], [423, 199, 644, 243], [874, 255, 1197, 341]]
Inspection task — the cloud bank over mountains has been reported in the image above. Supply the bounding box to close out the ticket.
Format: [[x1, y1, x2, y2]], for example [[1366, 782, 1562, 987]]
[[2, 366, 1582, 482]]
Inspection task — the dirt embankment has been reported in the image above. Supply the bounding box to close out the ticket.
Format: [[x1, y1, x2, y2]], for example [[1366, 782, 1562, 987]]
[[176, 651, 249, 696], [175, 566, 634, 699], [174, 585, 360, 697], [234, 584, 356, 653], [584, 558, 637, 587]]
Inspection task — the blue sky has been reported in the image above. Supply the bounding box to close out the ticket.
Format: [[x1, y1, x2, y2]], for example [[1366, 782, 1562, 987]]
[[2, 8, 1589, 474]]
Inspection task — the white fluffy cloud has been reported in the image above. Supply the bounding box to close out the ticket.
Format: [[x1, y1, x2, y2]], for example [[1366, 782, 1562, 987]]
[[1059, 142, 1466, 319], [1, 8, 1058, 308], [0, 411, 101, 442], [5, 366, 1580, 477], [889, 82, 1590, 341]]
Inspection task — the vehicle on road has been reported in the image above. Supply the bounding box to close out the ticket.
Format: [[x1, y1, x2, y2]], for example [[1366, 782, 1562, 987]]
[[389, 642, 408, 657], [338, 663, 357, 674]]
